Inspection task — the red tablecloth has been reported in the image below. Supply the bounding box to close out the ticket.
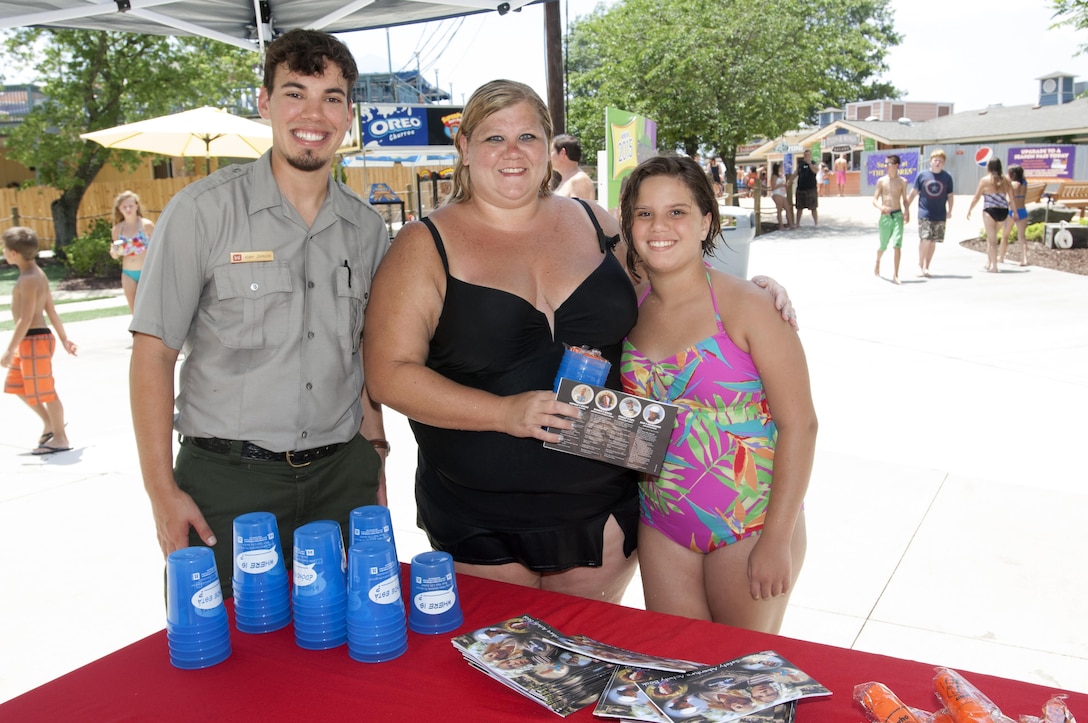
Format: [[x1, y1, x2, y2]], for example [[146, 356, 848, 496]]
[[4, 567, 1084, 721]]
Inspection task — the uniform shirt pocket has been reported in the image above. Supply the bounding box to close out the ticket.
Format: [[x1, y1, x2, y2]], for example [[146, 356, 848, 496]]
[[212, 262, 293, 349], [336, 263, 368, 353]]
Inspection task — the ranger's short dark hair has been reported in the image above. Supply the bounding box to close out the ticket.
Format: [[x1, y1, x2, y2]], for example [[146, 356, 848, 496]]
[[263, 29, 358, 92]]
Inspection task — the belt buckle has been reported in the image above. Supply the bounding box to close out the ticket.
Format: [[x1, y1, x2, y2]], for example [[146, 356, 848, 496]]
[[285, 449, 311, 468]]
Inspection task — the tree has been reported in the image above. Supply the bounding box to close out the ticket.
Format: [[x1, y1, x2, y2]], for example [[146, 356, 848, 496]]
[[1052, 0, 1088, 56], [564, 0, 900, 186], [3, 29, 259, 253]]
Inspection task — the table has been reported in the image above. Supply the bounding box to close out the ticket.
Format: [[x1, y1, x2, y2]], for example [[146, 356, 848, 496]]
[[4, 568, 1083, 721]]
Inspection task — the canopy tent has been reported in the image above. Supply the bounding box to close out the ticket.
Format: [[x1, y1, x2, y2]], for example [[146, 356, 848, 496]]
[[0, 0, 538, 53]]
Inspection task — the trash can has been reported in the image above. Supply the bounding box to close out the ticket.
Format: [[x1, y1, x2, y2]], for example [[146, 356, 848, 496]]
[[708, 206, 755, 278]]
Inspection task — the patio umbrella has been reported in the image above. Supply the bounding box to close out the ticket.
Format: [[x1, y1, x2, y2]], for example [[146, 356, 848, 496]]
[[80, 106, 273, 174]]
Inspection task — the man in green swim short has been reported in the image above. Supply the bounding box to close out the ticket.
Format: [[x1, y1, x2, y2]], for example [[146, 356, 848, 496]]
[[872, 154, 910, 285]]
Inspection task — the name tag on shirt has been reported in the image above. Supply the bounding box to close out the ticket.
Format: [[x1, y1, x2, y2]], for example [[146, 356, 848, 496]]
[[230, 251, 274, 263]]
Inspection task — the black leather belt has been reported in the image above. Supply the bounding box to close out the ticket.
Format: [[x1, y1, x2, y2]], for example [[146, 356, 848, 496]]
[[185, 436, 344, 468]]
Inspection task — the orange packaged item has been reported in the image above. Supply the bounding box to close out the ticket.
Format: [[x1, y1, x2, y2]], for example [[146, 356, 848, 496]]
[[855, 681, 925, 723], [933, 668, 1012, 723]]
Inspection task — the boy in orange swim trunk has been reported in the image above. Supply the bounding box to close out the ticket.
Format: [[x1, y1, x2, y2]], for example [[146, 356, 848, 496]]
[[2, 227, 78, 454]]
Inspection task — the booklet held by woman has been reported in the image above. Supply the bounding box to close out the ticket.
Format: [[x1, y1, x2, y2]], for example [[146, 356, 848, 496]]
[[545, 378, 678, 475]]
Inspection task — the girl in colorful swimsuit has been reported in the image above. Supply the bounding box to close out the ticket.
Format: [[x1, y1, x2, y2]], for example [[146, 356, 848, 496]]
[[966, 158, 1016, 273], [1002, 164, 1030, 267], [109, 190, 155, 311], [619, 155, 816, 634]]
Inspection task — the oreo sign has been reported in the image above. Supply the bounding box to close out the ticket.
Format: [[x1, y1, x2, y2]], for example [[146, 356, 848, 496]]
[[357, 104, 463, 148], [368, 116, 423, 140]]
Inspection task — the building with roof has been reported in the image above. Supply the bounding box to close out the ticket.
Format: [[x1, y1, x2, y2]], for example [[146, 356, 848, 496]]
[[750, 71, 1088, 194]]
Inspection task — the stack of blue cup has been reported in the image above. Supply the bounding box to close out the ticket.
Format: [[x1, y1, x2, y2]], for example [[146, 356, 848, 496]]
[[165, 547, 231, 670], [231, 512, 291, 633], [552, 344, 611, 392], [292, 520, 348, 650], [346, 540, 408, 663], [407, 551, 463, 634], [349, 505, 399, 563]]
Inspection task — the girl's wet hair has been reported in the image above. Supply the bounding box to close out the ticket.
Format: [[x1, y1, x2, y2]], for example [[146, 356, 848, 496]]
[[619, 155, 721, 280]]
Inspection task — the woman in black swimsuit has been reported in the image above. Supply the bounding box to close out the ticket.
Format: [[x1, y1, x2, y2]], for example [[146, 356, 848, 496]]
[[364, 80, 794, 602], [365, 80, 641, 602], [966, 158, 1016, 273]]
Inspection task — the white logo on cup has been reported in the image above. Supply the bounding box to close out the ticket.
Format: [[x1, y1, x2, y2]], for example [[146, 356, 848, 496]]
[[368, 576, 401, 605], [414, 589, 456, 614], [191, 581, 223, 610], [294, 562, 318, 587], [236, 547, 279, 574]]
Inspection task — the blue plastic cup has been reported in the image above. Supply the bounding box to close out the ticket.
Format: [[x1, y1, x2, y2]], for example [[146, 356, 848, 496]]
[[407, 551, 463, 634], [552, 345, 611, 392], [169, 640, 232, 670], [292, 521, 347, 604], [231, 512, 288, 584], [167, 628, 231, 652], [166, 547, 228, 630], [347, 617, 405, 636], [231, 512, 290, 633], [346, 540, 407, 662], [235, 604, 291, 633], [347, 637, 407, 664], [346, 541, 404, 625], [349, 505, 399, 563], [165, 547, 232, 669]]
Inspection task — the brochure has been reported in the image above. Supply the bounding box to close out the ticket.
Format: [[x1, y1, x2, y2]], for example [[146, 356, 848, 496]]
[[595, 667, 798, 723], [452, 617, 829, 720], [544, 378, 679, 475], [451, 616, 705, 717], [595, 651, 829, 722]]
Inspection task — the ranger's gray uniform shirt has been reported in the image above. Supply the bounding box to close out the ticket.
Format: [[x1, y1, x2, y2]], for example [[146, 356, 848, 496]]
[[130, 152, 389, 452]]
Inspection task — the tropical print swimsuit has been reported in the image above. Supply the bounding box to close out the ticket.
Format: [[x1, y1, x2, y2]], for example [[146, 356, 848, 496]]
[[621, 269, 777, 553], [117, 228, 149, 256]]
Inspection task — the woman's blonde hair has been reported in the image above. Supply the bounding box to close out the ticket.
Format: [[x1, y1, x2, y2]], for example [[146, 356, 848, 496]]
[[112, 191, 142, 224], [447, 79, 553, 204]]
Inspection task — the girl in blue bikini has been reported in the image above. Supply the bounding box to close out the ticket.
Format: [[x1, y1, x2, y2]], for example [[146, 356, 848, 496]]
[[109, 190, 155, 311]]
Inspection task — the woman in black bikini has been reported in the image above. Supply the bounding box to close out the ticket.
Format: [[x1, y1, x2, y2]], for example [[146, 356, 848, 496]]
[[966, 158, 1016, 273]]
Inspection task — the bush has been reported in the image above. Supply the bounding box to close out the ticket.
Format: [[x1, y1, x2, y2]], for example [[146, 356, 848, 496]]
[[65, 218, 119, 278], [1023, 222, 1045, 242], [976, 221, 1046, 243]]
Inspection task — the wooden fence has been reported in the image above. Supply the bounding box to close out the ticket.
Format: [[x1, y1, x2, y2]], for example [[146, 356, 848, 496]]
[[0, 163, 452, 250]]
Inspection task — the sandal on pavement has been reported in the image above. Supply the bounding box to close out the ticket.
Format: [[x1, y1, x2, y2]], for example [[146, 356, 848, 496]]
[[32, 444, 72, 456]]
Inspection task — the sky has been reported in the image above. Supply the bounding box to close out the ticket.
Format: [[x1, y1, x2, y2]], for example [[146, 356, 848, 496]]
[[339, 0, 1088, 113]]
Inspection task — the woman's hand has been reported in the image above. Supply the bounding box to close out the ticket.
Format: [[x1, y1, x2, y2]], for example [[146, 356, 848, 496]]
[[498, 391, 581, 442], [750, 275, 798, 330]]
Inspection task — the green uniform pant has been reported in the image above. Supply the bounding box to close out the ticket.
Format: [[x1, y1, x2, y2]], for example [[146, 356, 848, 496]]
[[174, 433, 381, 597]]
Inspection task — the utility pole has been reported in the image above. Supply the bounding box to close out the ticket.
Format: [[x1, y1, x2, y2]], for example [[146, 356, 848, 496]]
[[386, 28, 394, 102], [544, 0, 564, 135]]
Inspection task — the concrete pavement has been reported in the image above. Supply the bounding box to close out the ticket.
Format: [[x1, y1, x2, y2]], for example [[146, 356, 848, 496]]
[[1, 193, 1085, 704]]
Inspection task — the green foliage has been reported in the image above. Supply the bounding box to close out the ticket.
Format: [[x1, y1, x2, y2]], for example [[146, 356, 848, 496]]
[[2, 29, 260, 248], [1051, 0, 1088, 56], [64, 218, 117, 278], [565, 0, 900, 180], [1022, 222, 1045, 242]]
